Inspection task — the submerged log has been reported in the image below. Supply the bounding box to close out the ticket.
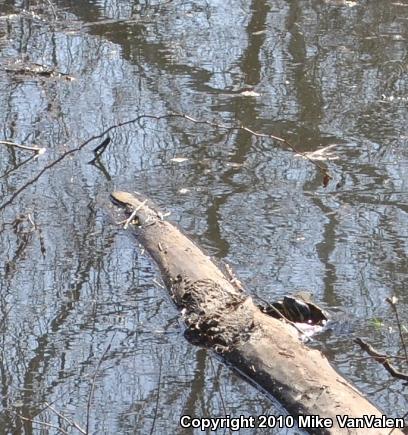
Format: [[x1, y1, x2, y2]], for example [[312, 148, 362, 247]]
[[110, 191, 403, 435]]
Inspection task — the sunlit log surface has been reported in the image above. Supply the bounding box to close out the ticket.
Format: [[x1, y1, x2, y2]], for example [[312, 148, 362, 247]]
[[110, 191, 402, 435]]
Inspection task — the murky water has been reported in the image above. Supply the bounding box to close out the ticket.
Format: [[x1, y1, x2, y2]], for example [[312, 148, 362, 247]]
[[0, 0, 407, 433]]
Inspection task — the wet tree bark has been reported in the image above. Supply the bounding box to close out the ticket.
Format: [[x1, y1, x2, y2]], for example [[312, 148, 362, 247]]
[[110, 191, 402, 435]]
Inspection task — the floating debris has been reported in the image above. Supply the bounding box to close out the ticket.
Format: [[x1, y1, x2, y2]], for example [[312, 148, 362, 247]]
[[178, 188, 190, 194], [170, 157, 189, 163], [240, 90, 260, 97]]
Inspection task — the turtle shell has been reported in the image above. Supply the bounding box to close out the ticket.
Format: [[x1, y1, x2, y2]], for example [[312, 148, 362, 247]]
[[261, 293, 328, 326]]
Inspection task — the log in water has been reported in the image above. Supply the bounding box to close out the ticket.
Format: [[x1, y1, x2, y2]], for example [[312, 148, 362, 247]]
[[110, 191, 403, 435]]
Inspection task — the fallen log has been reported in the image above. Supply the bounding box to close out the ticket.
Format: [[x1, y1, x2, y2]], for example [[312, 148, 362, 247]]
[[110, 191, 404, 435]]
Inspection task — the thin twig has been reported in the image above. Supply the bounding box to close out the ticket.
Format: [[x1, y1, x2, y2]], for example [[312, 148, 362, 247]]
[[0, 306, 12, 332], [27, 213, 36, 230], [178, 113, 330, 177], [10, 383, 90, 435], [386, 297, 408, 363], [152, 278, 165, 289], [44, 402, 86, 434], [353, 355, 408, 362], [0, 114, 168, 211], [86, 333, 116, 434], [0, 140, 46, 154], [149, 353, 163, 435], [44, 0, 58, 20], [388, 409, 408, 435], [224, 263, 244, 291], [0, 154, 37, 180], [17, 413, 69, 434], [117, 199, 148, 229], [354, 337, 408, 381], [208, 355, 232, 435]]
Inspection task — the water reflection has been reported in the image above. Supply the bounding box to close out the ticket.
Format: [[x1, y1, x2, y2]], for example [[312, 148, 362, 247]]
[[0, 0, 407, 433]]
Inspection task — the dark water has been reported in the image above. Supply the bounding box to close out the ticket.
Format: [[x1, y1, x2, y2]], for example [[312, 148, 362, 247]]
[[0, 0, 407, 433]]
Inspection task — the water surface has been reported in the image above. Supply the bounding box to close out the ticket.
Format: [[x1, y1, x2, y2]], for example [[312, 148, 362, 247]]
[[0, 0, 407, 433]]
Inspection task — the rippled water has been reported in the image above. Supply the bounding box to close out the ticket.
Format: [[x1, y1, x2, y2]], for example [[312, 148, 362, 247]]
[[0, 0, 407, 433]]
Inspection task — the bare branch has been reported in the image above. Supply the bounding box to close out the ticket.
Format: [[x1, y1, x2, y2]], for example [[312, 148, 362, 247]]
[[117, 199, 148, 229], [178, 112, 330, 177], [354, 338, 408, 381], [44, 402, 86, 434], [44, 0, 58, 20], [386, 297, 408, 363], [16, 413, 69, 435], [0, 140, 46, 154], [0, 112, 331, 211], [388, 409, 408, 435], [208, 355, 232, 435], [149, 353, 163, 435], [0, 154, 37, 180], [86, 334, 115, 434]]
